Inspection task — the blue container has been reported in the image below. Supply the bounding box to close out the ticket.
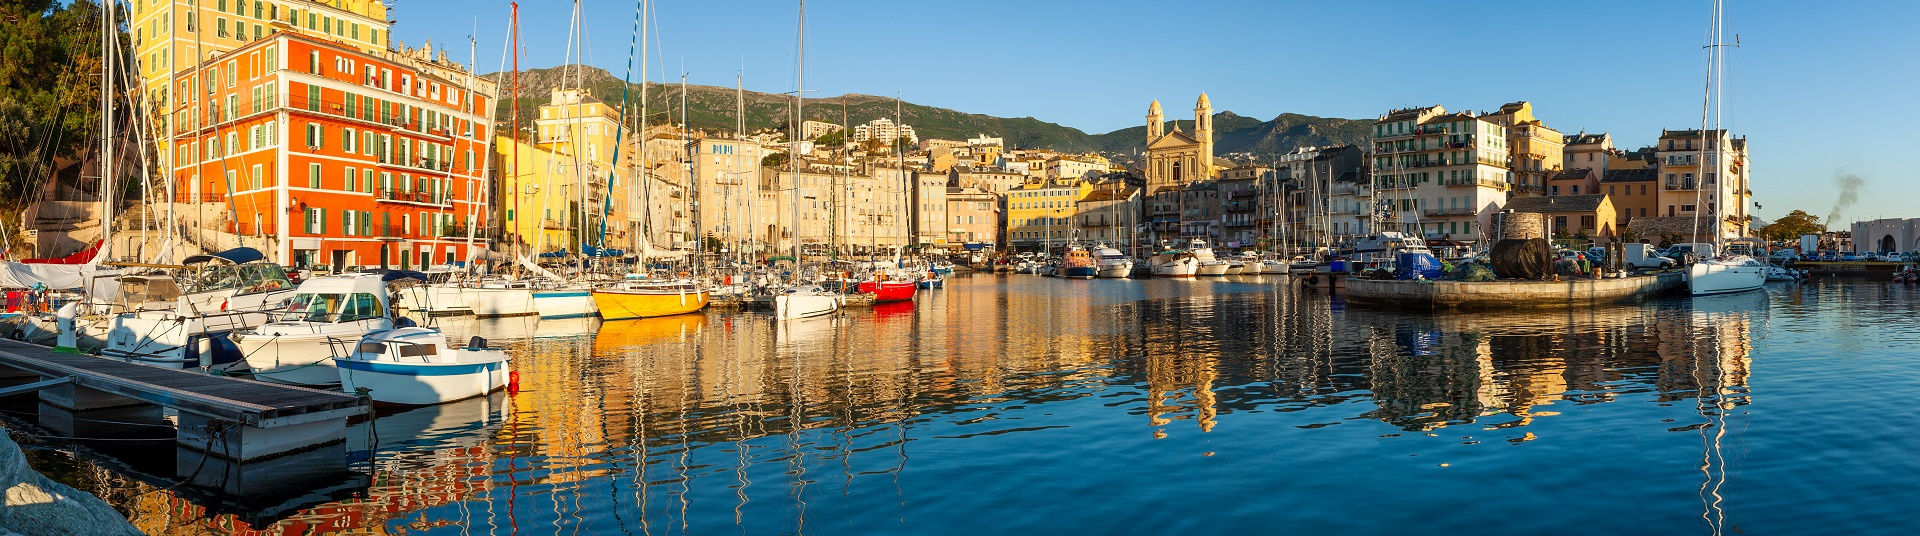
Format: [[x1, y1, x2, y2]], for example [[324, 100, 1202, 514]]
[[1329, 260, 1348, 272]]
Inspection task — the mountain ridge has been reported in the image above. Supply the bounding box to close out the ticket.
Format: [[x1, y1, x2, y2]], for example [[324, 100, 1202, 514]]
[[486, 65, 1373, 160]]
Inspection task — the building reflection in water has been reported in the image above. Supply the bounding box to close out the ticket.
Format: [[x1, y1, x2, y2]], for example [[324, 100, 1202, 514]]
[[52, 278, 1769, 534]]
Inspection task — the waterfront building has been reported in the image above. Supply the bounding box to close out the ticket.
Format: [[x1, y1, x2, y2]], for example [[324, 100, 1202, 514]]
[[495, 136, 576, 255], [1548, 168, 1598, 197], [1478, 102, 1564, 197], [1601, 167, 1660, 231], [1850, 218, 1920, 253], [527, 89, 642, 254], [1180, 181, 1221, 241], [1371, 105, 1512, 244], [1327, 166, 1374, 243], [689, 137, 773, 253], [1217, 171, 1260, 247], [1142, 95, 1218, 193], [132, 0, 392, 170], [1146, 186, 1183, 245], [1504, 194, 1617, 244], [892, 166, 949, 248], [1655, 129, 1752, 238], [1005, 178, 1092, 251], [1076, 186, 1142, 249], [945, 187, 1000, 247], [168, 31, 494, 269]]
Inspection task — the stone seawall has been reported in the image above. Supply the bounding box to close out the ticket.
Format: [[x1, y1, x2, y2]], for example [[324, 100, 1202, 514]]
[[1344, 272, 1685, 310]]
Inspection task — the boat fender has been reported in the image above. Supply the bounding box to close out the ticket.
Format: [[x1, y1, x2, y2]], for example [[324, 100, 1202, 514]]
[[508, 370, 521, 394]]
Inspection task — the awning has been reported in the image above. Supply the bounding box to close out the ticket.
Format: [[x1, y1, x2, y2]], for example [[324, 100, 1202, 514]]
[[182, 247, 265, 265], [582, 246, 625, 257]]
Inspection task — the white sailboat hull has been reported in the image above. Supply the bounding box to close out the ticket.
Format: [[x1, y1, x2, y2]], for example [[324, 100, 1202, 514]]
[[774, 293, 840, 320], [465, 287, 538, 317], [532, 289, 598, 318], [1197, 261, 1230, 276], [1688, 258, 1766, 296], [397, 284, 472, 316]]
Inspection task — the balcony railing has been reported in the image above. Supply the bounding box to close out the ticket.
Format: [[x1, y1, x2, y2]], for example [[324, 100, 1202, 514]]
[[172, 193, 229, 203], [375, 189, 450, 205]]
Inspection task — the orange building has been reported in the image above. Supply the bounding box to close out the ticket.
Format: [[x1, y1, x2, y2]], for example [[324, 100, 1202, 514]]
[[169, 31, 496, 269]]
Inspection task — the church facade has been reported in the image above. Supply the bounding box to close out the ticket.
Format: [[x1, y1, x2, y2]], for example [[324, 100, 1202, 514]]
[[1142, 94, 1216, 193]]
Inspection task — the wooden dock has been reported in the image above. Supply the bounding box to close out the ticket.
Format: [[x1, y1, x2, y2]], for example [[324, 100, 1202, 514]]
[[0, 339, 366, 461]]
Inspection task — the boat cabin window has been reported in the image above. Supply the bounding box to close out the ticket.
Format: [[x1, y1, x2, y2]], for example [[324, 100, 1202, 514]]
[[397, 343, 438, 358], [284, 292, 383, 322], [181, 264, 292, 295], [357, 342, 387, 354]]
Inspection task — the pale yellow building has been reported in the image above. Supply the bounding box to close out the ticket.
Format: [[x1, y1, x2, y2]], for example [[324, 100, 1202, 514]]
[[504, 89, 646, 254], [1478, 102, 1564, 197], [1006, 177, 1093, 251]]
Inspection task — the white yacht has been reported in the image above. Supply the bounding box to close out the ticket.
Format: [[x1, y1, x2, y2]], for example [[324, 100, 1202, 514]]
[[463, 278, 538, 317], [1094, 245, 1135, 278], [1191, 240, 1230, 276], [1687, 240, 1766, 296], [99, 248, 298, 368], [393, 269, 473, 316], [229, 272, 415, 387], [1149, 242, 1198, 278]]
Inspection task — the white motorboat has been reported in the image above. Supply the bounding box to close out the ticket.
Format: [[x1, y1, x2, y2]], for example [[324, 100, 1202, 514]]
[[1191, 240, 1230, 276], [334, 326, 511, 405], [100, 248, 298, 368], [1764, 264, 1804, 282], [229, 271, 416, 387], [1094, 245, 1134, 278], [1223, 260, 1247, 275], [773, 286, 841, 320], [1150, 244, 1198, 278], [1233, 252, 1265, 275], [463, 279, 538, 317]]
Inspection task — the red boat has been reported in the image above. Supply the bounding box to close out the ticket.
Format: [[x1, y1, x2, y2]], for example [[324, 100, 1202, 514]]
[[856, 279, 917, 303]]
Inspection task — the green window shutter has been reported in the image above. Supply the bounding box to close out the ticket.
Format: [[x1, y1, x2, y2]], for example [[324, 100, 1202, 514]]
[[307, 85, 319, 111], [341, 209, 351, 235], [319, 209, 327, 234]]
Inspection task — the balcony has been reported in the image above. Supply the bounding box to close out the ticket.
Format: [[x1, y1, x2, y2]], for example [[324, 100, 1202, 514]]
[[1443, 177, 1510, 191], [375, 189, 450, 206], [438, 225, 471, 238], [1423, 207, 1476, 217], [541, 219, 566, 230]]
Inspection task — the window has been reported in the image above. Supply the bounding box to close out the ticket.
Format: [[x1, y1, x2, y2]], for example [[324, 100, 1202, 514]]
[[308, 163, 321, 188], [342, 127, 356, 152], [250, 164, 263, 189], [305, 207, 323, 234], [305, 122, 322, 148], [344, 167, 356, 191]]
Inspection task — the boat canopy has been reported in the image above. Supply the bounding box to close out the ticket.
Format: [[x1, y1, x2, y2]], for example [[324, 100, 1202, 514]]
[[366, 269, 430, 282], [182, 247, 266, 265], [581, 246, 624, 257], [537, 249, 570, 259]]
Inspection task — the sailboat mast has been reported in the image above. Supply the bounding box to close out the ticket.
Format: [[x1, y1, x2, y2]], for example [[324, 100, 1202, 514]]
[[509, 2, 523, 278], [99, 2, 115, 265], [788, 0, 804, 272]]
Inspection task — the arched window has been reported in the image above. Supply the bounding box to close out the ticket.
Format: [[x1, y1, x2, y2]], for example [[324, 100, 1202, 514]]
[[1173, 161, 1183, 183]]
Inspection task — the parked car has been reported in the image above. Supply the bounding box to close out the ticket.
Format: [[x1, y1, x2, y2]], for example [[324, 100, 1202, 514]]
[[1864, 252, 1881, 262], [1768, 250, 1798, 262], [1842, 252, 1861, 262], [1586, 247, 1609, 263], [1822, 251, 1839, 261]]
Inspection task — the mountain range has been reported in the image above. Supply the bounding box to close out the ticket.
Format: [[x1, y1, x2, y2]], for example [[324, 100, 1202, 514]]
[[485, 66, 1374, 160]]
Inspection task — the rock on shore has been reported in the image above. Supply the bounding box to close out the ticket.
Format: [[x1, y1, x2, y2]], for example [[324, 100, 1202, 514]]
[[0, 430, 141, 536]]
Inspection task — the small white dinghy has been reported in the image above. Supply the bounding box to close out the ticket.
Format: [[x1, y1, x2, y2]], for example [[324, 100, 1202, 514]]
[[334, 327, 513, 406]]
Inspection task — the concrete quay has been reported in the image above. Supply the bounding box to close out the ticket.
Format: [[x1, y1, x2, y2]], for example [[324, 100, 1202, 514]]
[[1343, 272, 1686, 310]]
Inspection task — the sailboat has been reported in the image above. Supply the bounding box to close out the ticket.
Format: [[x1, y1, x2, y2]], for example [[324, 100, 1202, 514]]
[[590, 0, 710, 320], [1685, 0, 1764, 297]]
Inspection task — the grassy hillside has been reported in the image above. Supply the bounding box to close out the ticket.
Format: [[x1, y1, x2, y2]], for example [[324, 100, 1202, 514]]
[[489, 65, 1370, 158]]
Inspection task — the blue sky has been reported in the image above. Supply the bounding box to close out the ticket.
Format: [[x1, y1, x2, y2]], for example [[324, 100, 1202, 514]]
[[392, 0, 1918, 227]]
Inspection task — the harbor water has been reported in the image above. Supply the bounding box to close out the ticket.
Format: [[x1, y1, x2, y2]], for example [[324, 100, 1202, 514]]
[[10, 274, 1920, 533]]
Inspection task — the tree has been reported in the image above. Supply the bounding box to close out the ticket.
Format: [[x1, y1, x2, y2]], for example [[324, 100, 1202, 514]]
[[761, 151, 789, 169], [0, 0, 108, 203], [1758, 210, 1826, 243], [813, 129, 845, 147]]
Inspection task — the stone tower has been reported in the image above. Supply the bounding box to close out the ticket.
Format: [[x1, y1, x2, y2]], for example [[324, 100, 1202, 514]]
[[1146, 99, 1164, 143], [1195, 92, 1214, 175]]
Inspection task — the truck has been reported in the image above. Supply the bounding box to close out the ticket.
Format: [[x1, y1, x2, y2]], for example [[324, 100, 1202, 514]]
[[1622, 243, 1678, 269], [1801, 234, 1820, 258]]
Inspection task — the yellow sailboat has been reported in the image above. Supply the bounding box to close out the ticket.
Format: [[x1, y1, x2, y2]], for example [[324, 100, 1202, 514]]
[[590, 276, 709, 320]]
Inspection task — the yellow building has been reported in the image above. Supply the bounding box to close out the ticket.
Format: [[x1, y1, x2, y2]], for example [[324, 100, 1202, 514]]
[[1142, 94, 1217, 193], [1479, 102, 1565, 196], [130, 0, 391, 168], [1005, 177, 1093, 251], [495, 89, 645, 255]]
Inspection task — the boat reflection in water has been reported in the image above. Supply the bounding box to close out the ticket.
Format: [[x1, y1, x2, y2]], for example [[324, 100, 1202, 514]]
[[43, 277, 1813, 534]]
